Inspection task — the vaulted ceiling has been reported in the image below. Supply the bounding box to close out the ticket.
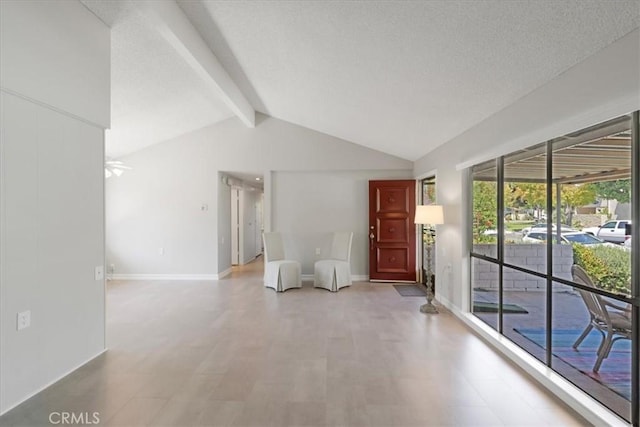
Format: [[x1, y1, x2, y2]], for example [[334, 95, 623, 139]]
[[82, 0, 640, 160]]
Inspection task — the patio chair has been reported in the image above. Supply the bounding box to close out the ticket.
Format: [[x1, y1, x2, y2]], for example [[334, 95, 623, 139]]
[[571, 265, 632, 373]]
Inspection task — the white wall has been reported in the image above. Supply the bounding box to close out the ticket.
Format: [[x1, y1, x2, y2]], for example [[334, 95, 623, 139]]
[[0, 0, 110, 128], [106, 150, 219, 278], [273, 170, 411, 277], [414, 29, 640, 312], [107, 114, 412, 278], [0, 0, 109, 414]]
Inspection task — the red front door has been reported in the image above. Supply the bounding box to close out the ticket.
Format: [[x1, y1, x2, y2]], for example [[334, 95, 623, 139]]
[[368, 180, 416, 282]]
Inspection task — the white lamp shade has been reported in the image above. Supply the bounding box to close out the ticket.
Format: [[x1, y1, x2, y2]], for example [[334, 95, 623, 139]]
[[414, 205, 444, 225]]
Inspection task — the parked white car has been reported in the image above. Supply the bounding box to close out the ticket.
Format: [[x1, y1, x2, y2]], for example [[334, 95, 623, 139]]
[[521, 223, 576, 236], [522, 231, 614, 246], [582, 220, 631, 244]]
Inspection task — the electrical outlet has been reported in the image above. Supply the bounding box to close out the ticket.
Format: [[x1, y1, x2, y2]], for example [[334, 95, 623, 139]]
[[109, 264, 115, 274], [95, 265, 104, 281], [159, 247, 164, 256], [17, 311, 31, 331], [315, 248, 321, 255]]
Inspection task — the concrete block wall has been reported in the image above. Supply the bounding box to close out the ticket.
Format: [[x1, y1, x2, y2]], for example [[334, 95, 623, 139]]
[[472, 244, 574, 291], [573, 214, 608, 228]]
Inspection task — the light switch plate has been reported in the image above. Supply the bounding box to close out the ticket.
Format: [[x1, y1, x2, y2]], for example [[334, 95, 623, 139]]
[[17, 310, 31, 331], [95, 265, 104, 281]]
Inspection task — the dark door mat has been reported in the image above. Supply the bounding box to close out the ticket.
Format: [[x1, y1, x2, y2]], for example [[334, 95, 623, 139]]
[[473, 302, 528, 314], [393, 284, 427, 296]]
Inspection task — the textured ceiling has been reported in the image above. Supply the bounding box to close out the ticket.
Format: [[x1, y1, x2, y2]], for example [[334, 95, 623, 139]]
[[179, 0, 639, 160], [83, 1, 639, 160], [82, 0, 235, 158]]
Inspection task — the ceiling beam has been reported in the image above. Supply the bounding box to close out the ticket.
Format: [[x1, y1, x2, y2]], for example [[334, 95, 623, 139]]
[[141, 0, 255, 127]]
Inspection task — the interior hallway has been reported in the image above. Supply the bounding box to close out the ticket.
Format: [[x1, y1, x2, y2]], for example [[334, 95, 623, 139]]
[[0, 258, 589, 426]]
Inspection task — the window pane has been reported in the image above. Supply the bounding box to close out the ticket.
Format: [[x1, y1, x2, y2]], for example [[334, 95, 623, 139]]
[[421, 176, 437, 283], [504, 142, 548, 272], [548, 114, 633, 423], [552, 280, 632, 422], [552, 115, 632, 298], [422, 176, 436, 204], [550, 116, 633, 424], [471, 257, 499, 330], [472, 160, 497, 257], [502, 267, 547, 364]]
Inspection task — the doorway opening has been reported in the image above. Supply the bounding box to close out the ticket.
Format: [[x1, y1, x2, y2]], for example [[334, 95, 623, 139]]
[[226, 173, 264, 266]]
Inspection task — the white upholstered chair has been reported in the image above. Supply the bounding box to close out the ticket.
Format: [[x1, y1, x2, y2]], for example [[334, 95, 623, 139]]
[[314, 232, 354, 292], [263, 232, 301, 292]]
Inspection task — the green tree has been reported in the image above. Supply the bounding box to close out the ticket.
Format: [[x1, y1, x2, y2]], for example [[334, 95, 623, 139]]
[[506, 183, 547, 219], [591, 179, 631, 203], [560, 184, 596, 225], [472, 181, 497, 243], [505, 182, 595, 226]]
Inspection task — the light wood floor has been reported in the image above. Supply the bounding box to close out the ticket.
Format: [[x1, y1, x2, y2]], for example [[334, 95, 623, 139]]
[[1, 258, 590, 426]]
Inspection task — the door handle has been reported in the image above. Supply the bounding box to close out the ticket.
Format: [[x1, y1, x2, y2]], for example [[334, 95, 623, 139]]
[[369, 226, 375, 250]]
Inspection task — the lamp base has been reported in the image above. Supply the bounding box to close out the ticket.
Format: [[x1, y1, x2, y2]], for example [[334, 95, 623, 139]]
[[420, 301, 439, 314], [420, 266, 438, 315]]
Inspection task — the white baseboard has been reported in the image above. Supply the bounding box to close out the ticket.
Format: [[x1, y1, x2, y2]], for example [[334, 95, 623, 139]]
[[0, 348, 107, 416], [217, 268, 232, 279], [439, 297, 628, 427], [436, 294, 457, 314], [111, 274, 219, 281], [300, 274, 369, 281], [112, 272, 366, 282]]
